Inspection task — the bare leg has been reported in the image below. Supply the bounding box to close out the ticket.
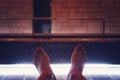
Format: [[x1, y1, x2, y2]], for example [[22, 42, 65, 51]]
[[33, 47, 57, 80], [67, 45, 87, 80]]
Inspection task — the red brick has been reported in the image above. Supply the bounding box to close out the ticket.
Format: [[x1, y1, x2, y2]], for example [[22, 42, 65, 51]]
[[0, 0, 33, 34], [52, 0, 120, 34]]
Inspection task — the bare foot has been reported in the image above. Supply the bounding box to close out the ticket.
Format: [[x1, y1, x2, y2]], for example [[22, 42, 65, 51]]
[[33, 47, 57, 80], [67, 45, 87, 80]]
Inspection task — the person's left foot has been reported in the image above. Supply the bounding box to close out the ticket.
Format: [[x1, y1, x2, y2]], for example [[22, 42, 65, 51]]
[[33, 47, 57, 80], [67, 45, 87, 80]]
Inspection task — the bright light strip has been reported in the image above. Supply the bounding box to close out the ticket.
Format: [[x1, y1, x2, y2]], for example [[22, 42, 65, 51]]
[[51, 64, 71, 75], [83, 64, 120, 75], [0, 64, 120, 76], [0, 64, 39, 76]]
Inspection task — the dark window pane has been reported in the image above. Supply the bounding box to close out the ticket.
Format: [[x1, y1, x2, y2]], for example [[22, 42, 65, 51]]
[[33, 0, 51, 17], [33, 20, 51, 33]]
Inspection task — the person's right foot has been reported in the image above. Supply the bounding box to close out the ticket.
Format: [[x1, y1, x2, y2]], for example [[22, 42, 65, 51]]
[[67, 45, 87, 80], [33, 47, 56, 80]]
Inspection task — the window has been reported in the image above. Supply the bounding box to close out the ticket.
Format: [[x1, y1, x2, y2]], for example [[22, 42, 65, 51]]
[[33, 0, 51, 33]]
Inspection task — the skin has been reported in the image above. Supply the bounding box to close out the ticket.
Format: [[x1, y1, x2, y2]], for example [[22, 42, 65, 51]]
[[33, 47, 56, 80], [67, 45, 87, 80], [33, 45, 87, 80]]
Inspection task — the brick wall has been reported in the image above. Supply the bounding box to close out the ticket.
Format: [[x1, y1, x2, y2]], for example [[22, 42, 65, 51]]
[[52, 0, 120, 34], [0, 0, 33, 34], [0, 0, 120, 34]]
